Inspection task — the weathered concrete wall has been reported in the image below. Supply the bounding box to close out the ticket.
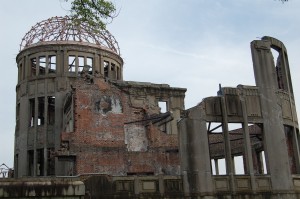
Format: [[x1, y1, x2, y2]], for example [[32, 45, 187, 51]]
[[177, 37, 300, 198], [0, 177, 85, 198]]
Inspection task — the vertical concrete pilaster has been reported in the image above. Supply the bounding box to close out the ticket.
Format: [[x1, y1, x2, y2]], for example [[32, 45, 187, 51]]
[[251, 39, 294, 190], [178, 104, 214, 196], [220, 97, 235, 193]]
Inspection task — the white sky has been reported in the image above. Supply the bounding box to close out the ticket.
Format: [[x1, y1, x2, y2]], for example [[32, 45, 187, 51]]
[[0, 0, 300, 168]]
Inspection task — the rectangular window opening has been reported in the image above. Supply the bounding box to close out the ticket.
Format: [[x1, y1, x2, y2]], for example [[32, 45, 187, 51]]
[[208, 121, 226, 175], [260, 151, 268, 174], [158, 101, 167, 113], [30, 58, 37, 76], [207, 122, 223, 133], [48, 96, 55, 125], [116, 66, 120, 80], [27, 150, 34, 176], [78, 56, 84, 73], [38, 97, 45, 126], [48, 55, 56, 74], [47, 148, 55, 176], [37, 149, 44, 176], [39, 56, 46, 75], [211, 159, 216, 175], [29, 99, 35, 127], [218, 158, 227, 175], [68, 55, 76, 73], [18, 63, 23, 82], [104, 60, 109, 77], [86, 57, 93, 74], [64, 95, 74, 132], [234, 155, 245, 175]]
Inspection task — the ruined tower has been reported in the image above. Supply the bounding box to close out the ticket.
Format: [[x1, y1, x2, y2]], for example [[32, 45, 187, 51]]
[[14, 16, 123, 177]]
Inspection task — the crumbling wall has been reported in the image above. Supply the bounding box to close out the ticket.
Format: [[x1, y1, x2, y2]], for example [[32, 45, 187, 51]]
[[58, 78, 185, 176]]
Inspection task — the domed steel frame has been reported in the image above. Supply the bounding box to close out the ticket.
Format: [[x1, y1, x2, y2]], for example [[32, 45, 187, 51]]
[[20, 16, 120, 55]]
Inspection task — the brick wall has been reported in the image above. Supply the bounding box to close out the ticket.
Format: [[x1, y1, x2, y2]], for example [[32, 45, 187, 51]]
[[59, 78, 184, 176]]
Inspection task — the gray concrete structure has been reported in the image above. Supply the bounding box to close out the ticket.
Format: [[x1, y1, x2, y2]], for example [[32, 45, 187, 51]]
[[178, 36, 300, 198]]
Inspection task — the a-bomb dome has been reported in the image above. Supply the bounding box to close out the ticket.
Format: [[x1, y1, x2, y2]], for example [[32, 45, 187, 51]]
[[20, 16, 120, 55]]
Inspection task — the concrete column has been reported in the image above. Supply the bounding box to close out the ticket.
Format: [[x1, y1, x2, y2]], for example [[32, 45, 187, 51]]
[[94, 53, 100, 75], [44, 94, 48, 176], [220, 97, 235, 193], [100, 55, 104, 75], [178, 104, 214, 196], [16, 97, 29, 177], [178, 117, 190, 195], [239, 92, 256, 191], [33, 96, 38, 176], [251, 39, 294, 190], [54, 91, 66, 175]]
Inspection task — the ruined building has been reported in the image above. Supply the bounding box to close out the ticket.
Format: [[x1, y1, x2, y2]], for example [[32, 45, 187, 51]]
[[14, 16, 185, 178], [1, 16, 300, 198]]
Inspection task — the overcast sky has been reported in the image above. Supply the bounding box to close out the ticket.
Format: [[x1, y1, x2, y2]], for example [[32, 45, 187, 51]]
[[1, 0, 300, 168]]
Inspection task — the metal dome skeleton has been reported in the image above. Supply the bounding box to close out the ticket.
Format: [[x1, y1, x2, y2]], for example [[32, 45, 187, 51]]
[[20, 16, 120, 55]]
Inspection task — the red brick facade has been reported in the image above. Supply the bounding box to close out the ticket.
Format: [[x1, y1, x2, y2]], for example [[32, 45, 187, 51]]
[[60, 78, 186, 176]]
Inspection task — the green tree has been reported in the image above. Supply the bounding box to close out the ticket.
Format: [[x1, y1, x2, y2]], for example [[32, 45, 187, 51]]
[[66, 0, 117, 30]]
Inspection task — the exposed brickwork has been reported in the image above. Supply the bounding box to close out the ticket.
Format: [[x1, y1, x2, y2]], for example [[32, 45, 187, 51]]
[[60, 78, 185, 176]]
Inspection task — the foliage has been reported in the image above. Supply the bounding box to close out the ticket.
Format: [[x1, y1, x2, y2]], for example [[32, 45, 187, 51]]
[[66, 0, 117, 30]]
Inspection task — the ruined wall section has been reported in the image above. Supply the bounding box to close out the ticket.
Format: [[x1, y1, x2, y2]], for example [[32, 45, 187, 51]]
[[59, 78, 186, 176]]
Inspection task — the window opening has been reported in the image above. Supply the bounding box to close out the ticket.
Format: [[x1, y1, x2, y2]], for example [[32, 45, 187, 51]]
[[158, 101, 167, 113], [228, 123, 245, 174], [111, 63, 116, 78], [39, 56, 46, 75], [68, 55, 76, 73], [36, 149, 44, 176], [29, 99, 35, 127], [271, 48, 284, 90], [87, 57, 93, 74], [78, 56, 84, 73], [30, 58, 37, 76], [48, 96, 55, 125], [249, 124, 267, 175], [211, 159, 216, 175], [207, 122, 225, 175], [64, 95, 73, 132], [218, 158, 226, 175], [116, 66, 120, 80], [38, 97, 45, 126], [260, 151, 267, 174], [27, 150, 34, 176], [47, 148, 55, 175], [48, 55, 56, 74], [234, 156, 245, 174], [104, 60, 109, 77], [18, 63, 23, 82]]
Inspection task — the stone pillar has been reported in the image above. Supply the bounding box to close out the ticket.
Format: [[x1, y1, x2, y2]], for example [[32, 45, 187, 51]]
[[239, 89, 256, 191], [220, 97, 235, 193], [251, 39, 294, 190], [178, 103, 214, 196]]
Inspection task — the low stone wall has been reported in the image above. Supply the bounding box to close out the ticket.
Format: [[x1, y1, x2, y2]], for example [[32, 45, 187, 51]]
[[1, 175, 300, 198], [0, 177, 85, 198]]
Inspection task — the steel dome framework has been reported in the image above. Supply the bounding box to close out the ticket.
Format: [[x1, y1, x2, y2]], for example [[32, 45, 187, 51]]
[[20, 16, 120, 55]]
